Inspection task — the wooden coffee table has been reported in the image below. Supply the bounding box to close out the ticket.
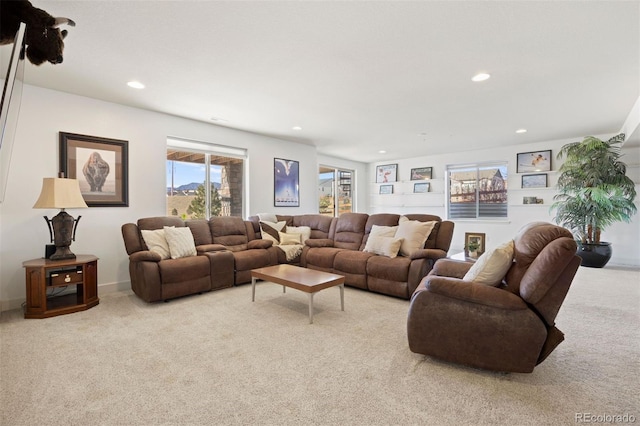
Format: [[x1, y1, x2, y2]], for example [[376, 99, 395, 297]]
[[251, 264, 345, 324]]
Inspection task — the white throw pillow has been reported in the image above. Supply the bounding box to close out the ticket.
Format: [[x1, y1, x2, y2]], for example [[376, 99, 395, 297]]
[[257, 213, 278, 223], [395, 216, 436, 257], [363, 236, 404, 258], [278, 232, 302, 245], [463, 240, 515, 286], [369, 225, 398, 238], [163, 226, 197, 259], [285, 225, 312, 244], [260, 220, 287, 245], [141, 228, 171, 260]]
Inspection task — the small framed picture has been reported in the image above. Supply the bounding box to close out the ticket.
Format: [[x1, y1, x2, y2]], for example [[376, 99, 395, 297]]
[[410, 167, 432, 180], [413, 182, 430, 193], [376, 164, 398, 183], [517, 150, 551, 173], [59, 132, 129, 207], [521, 173, 547, 188], [379, 184, 394, 195], [464, 232, 486, 257], [523, 196, 538, 204]]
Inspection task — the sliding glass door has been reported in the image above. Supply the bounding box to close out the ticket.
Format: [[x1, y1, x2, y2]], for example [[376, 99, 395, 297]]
[[319, 166, 353, 217]]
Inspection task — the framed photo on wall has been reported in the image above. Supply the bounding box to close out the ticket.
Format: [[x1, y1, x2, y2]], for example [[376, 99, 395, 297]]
[[379, 184, 393, 194], [413, 182, 430, 193], [516, 150, 552, 173], [521, 173, 547, 188], [274, 158, 300, 207], [59, 132, 129, 207], [410, 167, 432, 180], [376, 164, 397, 183]]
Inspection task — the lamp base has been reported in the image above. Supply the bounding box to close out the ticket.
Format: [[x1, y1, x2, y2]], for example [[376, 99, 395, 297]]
[[49, 246, 76, 260]]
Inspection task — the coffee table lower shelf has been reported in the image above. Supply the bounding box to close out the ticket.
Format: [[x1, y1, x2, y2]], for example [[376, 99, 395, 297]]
[[251, 264, 345, 324]]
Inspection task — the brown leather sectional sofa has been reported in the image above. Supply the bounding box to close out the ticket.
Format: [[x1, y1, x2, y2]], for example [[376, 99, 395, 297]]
[[122, 213, 454, 302]]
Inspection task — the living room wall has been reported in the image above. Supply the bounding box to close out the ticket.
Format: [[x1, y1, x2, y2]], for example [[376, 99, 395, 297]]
[[368, 138, 640, 267], [0, 85, 367, 311]]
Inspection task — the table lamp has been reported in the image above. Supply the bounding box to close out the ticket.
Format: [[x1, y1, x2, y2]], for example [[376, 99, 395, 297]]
[[33, 175, 88, 260]]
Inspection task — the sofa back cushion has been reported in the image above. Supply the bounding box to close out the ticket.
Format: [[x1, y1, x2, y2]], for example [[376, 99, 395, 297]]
[[209, 216, 249, 251], [360, 213, 400, 250], [138, 216, 185, 231], [333, 213, 369, 250], [290, 214, 334, 240], [186, 219, 213, 245]]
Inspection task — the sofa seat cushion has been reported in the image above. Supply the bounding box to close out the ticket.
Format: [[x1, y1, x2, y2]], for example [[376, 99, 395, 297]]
[[334, 250, 377, 275], [305, 247, 346, 269], [366, 255, 411, 283], [158, 256, 210, 284], [233, 249, 272, 271]]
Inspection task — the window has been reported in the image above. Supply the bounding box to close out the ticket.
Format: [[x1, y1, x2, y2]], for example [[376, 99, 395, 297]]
[[446, 162, 508, 219], [319, 166, 353, 217], [166, 138, 246, 219]]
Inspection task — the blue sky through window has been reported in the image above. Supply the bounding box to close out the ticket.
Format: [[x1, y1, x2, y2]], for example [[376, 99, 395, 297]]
[[167, 161, 222, 187]]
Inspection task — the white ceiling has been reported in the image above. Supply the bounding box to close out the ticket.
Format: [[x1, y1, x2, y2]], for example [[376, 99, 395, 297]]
[[3, 0, 639, 163]]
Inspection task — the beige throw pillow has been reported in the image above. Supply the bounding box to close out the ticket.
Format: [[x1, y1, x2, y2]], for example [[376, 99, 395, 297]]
[[395, 216, 436, 257], [363, 236, 404, 258], [278, 232, 302, 245], [369, 225, 398, 238], [163, 226, 197, 259], [141, 228, 171, 260], [463, 240, 515, 286], [285, 225, 312, 244]]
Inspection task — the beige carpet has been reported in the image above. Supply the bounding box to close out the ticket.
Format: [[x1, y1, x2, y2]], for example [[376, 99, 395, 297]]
[[1, 266, 638, 426]]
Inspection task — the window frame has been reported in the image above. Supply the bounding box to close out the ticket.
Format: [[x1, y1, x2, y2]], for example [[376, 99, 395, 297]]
[[445, 161, 508, 221], [167, 137, 247, 219]]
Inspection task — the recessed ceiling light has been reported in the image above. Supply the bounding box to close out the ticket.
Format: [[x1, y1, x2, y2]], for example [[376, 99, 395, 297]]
[[378, 150, 386, 154], [516, 129, 527, 134], [292, 126, 302, 131], [471, 73, 490, 82], [210, 117, 228, 123], [127, 81, 145, 89]]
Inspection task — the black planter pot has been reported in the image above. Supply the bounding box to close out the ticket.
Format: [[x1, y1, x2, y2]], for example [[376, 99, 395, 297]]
[[576, 242, 612, 268]]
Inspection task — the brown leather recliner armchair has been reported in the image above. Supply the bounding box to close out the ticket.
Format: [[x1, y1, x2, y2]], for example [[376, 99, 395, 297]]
[[407, 222, 581, 373]]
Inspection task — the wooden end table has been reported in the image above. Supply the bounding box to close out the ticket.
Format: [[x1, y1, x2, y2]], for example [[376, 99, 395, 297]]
[[251, 264, 345, 324], [23, 255, 99, 319]]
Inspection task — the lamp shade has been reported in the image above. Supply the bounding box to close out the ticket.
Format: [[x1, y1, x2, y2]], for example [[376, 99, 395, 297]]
[[33, 178, 88, 209]]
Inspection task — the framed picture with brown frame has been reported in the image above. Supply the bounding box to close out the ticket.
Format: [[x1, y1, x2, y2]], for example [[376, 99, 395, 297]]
[[59, 132, 129, 207], [464, 232, 486, 258]]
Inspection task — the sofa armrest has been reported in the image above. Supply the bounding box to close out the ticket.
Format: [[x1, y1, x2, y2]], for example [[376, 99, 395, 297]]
[[196, 244, 227, 254], [430, 258, 474, 279], [248, 239, 273, 249], [129, 250, 162, 262], [423, 277, 527, 310], [409, 248, 448, 261], [305, 239, 334, 248]]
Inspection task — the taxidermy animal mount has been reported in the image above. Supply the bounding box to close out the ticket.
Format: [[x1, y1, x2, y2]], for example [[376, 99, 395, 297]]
[[0, 0, 75, 65]]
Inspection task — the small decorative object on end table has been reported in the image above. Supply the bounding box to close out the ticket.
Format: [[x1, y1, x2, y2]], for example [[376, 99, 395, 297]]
[[23, 254, 99, 319]]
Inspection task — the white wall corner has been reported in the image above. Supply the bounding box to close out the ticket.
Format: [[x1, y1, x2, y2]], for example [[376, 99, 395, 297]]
[[620, 95, 640, 143]]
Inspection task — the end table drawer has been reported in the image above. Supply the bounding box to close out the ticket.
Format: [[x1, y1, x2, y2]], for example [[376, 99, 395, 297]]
[[48, 267, 83, 287]]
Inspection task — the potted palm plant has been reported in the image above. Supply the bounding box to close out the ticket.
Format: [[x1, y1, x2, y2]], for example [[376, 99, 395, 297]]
[[551, 133, 637, 267]]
